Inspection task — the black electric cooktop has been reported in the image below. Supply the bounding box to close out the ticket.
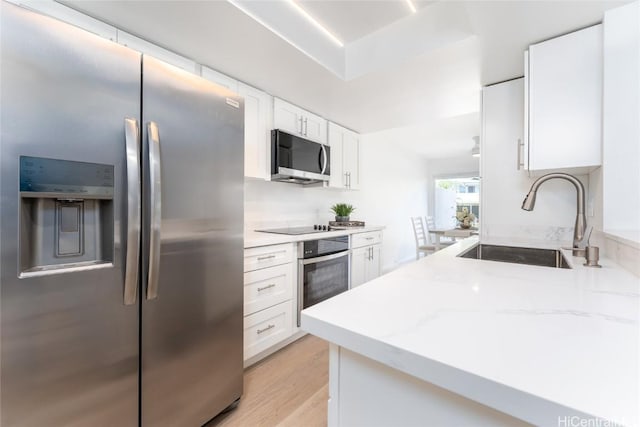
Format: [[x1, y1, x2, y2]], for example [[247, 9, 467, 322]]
[[255, 225, 331, 235]]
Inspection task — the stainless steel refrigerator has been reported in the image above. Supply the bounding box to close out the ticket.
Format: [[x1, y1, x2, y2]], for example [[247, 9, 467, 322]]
[[0, 2, 244, 425]]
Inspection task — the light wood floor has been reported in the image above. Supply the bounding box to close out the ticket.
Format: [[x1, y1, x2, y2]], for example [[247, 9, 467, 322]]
[[208, 335, 329, 427]]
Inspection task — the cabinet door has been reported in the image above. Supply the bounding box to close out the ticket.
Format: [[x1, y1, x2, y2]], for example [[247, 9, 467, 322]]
[[244, 243, 294, 272], [274, 98, 302, 136], [244, 263, 292, 316], [481, 79, 526, 240], [343, 129, 360, 190], [602, 1, 640, 233], [239, 83, 272, 180], [303, 110, 327, 144], [365, 245, 381, 283], [201, 66, 239, 93], [527, 25, 603, 170], [328, 123, 346, 188], [243, 300, 293, 360], [350, 247, 368, 288]]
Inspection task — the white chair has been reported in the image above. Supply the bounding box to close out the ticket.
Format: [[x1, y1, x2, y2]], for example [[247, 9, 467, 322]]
[[424, 216, 455, 248], [411, 217, 436, 259]]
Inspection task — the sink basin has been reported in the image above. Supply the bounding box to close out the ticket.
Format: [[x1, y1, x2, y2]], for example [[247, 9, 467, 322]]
[[458, 244, 571, 269]]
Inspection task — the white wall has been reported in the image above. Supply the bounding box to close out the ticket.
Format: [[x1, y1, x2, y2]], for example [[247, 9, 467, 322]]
[[245, 133, 430, 272]]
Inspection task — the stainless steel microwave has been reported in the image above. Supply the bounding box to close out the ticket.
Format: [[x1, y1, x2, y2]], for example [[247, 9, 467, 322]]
[[271, 129, 330, 184]]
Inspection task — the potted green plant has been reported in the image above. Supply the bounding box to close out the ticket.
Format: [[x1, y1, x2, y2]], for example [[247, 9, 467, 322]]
[[331, 203, 355, 222]]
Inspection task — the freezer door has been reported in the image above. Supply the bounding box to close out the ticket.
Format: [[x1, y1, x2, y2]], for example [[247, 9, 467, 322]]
[[141, 56, 245, 426], [0, 3, 140, 426]]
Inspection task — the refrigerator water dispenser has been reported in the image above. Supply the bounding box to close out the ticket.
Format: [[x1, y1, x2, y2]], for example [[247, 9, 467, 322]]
[[19, 156, 115, 276]]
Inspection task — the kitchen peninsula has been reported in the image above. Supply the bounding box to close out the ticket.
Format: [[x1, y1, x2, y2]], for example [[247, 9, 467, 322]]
[[302, 238, 639, 426]]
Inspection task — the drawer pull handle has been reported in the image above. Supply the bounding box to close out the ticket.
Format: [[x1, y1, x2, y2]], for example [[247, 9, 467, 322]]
[[257, 284, 276, 292], [365, 237, 374, 240], [257, 255, 276, 261], [257, 324, 275, 335]]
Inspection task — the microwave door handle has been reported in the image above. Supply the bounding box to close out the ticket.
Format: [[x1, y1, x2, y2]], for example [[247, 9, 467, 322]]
[[123, 118, 140, 306], [320, 145, 328, 175], [146, 121, 162, 300]]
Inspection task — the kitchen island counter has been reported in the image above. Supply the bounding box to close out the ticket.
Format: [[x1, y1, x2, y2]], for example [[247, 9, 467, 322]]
[[301, 237, 639, 426]]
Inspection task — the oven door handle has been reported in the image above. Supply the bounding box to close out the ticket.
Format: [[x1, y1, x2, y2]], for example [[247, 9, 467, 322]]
[[301, 250, 349, 265]]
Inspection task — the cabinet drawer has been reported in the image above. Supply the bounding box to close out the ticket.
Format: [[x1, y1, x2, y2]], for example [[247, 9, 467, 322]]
[[351, 231, 382, 249], [244, 243, 294, 272], [244, 300, 293, 360], [244, 263, 293, 316]]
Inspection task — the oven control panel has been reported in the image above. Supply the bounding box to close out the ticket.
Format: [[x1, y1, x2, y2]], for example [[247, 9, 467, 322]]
[[300, 235, 349, 259]]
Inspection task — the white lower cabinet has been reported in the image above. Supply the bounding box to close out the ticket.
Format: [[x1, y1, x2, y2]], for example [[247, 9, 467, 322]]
[[351, 231, 382, 288], [243, 300, 293, 360], [244, 263, 292, 315], [243, 243, 293, 272], [243, 243, 296, 361]]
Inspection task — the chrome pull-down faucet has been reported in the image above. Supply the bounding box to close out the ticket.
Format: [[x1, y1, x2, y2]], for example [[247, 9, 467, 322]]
[[521, 172, 587, 257]]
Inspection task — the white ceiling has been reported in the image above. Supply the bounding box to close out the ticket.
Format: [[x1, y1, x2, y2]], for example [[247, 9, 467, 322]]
[[61, 0, 626, 159], [298, 0, 432, 43]]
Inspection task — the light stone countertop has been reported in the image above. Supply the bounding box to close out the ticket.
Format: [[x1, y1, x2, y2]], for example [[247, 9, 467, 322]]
[[244, 226, 385, 248], [301, 236, 640, 426]]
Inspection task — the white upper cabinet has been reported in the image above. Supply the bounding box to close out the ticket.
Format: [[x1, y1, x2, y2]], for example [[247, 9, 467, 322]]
[[239, 83, 273, 180], [201, 66, 239, 93], [273, 98, 327, 144], [302, 111, 327, 143], [327, 122, 360, 190], [343, 129, 360, 190], [602, 1, 640, 236], [524, 24, 603, 171], [481, 78, 525, 240]]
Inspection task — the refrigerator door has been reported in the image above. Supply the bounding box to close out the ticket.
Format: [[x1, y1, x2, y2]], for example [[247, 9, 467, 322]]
[[0, 3, 140, 426], [140, 56, 245, 426]]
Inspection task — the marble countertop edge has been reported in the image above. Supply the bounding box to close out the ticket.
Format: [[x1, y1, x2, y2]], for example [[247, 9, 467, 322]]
[[301, 314, 602, 427]]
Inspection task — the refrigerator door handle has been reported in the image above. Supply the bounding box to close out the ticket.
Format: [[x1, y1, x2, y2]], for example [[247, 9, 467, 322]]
[[146, 121, 162, 300], [124, 118, 140, 306]]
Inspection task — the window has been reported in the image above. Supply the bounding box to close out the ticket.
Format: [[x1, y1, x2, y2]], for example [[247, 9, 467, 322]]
[[434, 177, 480, 228]]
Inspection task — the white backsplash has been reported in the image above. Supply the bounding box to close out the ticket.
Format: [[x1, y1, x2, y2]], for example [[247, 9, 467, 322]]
[[244, 179, 352, 231], [481, 224, 576, 244]]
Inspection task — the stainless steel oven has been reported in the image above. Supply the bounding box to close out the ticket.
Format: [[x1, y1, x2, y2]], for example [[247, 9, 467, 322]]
[[297, 235, 350, 326]]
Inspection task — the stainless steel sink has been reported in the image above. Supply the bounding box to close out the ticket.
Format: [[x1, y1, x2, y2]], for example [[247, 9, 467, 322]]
[[458, 244, 572, 269]]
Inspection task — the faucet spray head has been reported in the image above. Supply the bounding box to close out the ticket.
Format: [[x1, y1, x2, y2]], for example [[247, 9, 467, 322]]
[[521, 191, 537, 211]]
